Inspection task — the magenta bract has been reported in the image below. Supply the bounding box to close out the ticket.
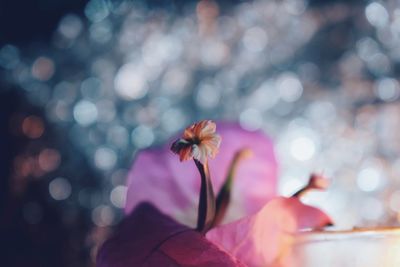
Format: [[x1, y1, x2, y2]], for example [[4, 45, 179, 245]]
[[97, 203, 246, 267], [125, 122, 278, 226]]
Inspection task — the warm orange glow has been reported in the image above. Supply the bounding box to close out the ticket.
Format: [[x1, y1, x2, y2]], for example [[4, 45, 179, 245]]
[[22, 115, 44, 139], [196, 0, 219, 36], [13, 155, 34, 177], [38, 148, 61, 172], [31, 56, 55, 81]]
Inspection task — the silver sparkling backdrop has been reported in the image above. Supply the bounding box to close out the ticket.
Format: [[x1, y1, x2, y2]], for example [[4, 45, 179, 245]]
[[2, 0, 400, 252]]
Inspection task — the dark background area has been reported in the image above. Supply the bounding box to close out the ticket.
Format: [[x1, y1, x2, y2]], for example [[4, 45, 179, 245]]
[[0, 0, 87, 45], [0, 0, 350, 45], [0, 0, 215, 45]]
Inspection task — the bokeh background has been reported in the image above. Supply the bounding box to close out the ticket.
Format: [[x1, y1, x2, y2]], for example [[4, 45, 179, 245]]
[[1, 0, 400, 266]]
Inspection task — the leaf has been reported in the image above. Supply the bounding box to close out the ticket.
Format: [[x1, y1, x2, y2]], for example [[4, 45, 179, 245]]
[[97, 203, 247, 267], [125, 122, 278, 227], [206, 197, 333, 267]]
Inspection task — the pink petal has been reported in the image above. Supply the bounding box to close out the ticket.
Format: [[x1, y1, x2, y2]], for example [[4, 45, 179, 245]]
[[97, 203, 246, 267], [199, 120, 217, 138], [206, 197, 333, 267], [125, 122, 278, 227]]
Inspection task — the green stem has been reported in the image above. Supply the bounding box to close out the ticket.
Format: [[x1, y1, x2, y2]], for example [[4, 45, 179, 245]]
[[292, 174, 323, 198], [292, 187, 308, 198], [194, 159, 216, 234], [212, 149, 252, 227]]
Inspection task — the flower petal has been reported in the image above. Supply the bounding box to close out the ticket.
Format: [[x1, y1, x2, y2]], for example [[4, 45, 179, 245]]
[[198, 120, 217, 139], [183, 127, 196, 140], [179, 146, 194, 162], [171, 139, 193, 162], [97, 203, 246, 267], [206, 197, 333, 267], [192, 144, 206, 164], [202, 134, 222, 158], [308, 173, 329, 190], [125, 122, 278, 227]]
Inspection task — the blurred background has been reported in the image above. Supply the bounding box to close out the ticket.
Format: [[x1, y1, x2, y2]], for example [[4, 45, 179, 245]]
[[1, 0, 400, 266]]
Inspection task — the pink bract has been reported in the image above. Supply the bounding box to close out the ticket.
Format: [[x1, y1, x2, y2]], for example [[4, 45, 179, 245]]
[[98, 203, 247, 267], [206, 197, 333, 267], [98, 198, 333, 267], [125, 122, 278, 227]]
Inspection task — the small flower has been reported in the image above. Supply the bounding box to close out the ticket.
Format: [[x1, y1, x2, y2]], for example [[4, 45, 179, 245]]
[[308, 173, 330, 190], [171, 120, 221, 164], [292, 173, 330, 198]]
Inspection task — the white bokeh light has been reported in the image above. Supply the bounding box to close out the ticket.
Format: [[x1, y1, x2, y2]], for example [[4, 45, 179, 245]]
[[91, 205, 115, 227], [131, 125, 155, 149], [389, 191, 400, 212], [114, 64, 148, 100], [360, 197, 384, 220], [239, 108, 263, 131], [375, 78, 400, 102], [277, 72, 303, 102], [365, 2, 389, 28], [242, 26, 268, 52], [290, 136, 316, 161], [110, 185, 127, 208], [357, 166, 383, 192], [49, 177, 72, 201], [73, 100, 98, 126], [94, 147, 117, 171]]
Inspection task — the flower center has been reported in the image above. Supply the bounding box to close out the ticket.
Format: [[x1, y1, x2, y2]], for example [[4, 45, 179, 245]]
[[191, 137, 201, 145]]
